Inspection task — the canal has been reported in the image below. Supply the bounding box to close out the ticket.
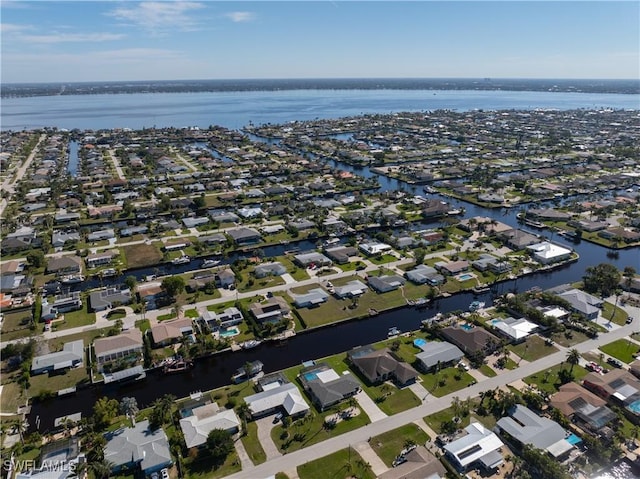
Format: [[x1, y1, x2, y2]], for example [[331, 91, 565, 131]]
[[28, 139, 640, 432]]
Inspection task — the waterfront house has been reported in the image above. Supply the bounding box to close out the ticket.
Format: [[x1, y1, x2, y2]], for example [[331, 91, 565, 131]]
[[226, 227, 262, 245], [85, 250, 119, 269], [443, 422, 504, 473], [201, 307, 244, 329], [179, 403, 241, 449], [89, 287, 132, 312], [214, 269, 236, 289], [248, 296, 291, 323], [550, 383, 616, 437], [526, 241, 572, 264], [93, 329, 143, 372], [298, 362, 361, 411], [435, 260, 469, 276], [104, 420, 172, 475], [555, 288, 603, 320], [150, 317, 194, 347], [495, 405, 576, 460], [440, 326, 499, 356], [87, 228, 116, 242], [333, 280, 368, 299], [324, 246, 359, 264], [366, 274, 406, 293], [498, 229, 539, 250], [348, 345, 418, 386], [52, 292, 82, 313], [31, 340, 84, 375], [119, 225, 148, 237], [138, 284, 169, 310], [46, 255, 82, 275], [490, 317, 538, 343], [359, 241, 392, 256], [405, 264, 445, 286], [293, 251, 333, 268], [289, 288, 329, 308], [254, 262, 287, 278], [54, 212, 81, 224], [414, 340, 464, 372], [244, 375, 309, 419]]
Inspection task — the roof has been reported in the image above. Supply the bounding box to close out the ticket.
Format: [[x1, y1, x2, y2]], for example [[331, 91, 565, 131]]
[[415, 341, 464, 369], [289, 288, 329, 307], [31, 340, 84, 372], [496, 405, 571, 457], [441, 326, 499, 354], [350, 347, 418, 384], [244, 382, 310, 416], [104, 419, 172, 472], [151, 317, 193, 343], [491, 317, 538, 341], [558, 288, 603, 317], [94, 329, 143, 357], [443, 422, 504, 469], [179, 404, 241, 448], [378, 446, 446, 479], [46, 255, 82, 273], [334, 280, 368, 297], [550, 382, 607, 418], [300, 364, 361, 408], [227, 227, 261, 241]]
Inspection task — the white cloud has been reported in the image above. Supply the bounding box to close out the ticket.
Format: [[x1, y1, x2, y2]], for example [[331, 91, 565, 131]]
[[20, 32, 126, 43], [0, 23, 32, 33], [106, 1, 205, 33], [224, 11, 255, 23]]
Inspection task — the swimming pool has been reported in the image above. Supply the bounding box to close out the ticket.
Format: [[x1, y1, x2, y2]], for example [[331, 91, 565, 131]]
[[220, 327, 240, 338], [304, 372, 318, 381], [628, 400, 640, 414], [566, 433, 583, 445], [458, 273, 474, 281], [414, 338, 427, 348], [461, 324, 474, 331]]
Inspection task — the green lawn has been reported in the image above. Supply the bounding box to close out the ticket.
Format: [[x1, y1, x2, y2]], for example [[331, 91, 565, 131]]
[[419, 366, 476, 397], [0, 382, 24, 414], [424, 398, 496, 434], [336, 260, 366, 272], [600, 339, 640, 364], [0, 309, 34, 341], [524, 363, 589, 395], [182, 450, 241, 479], [369, 423, 430, 467], [54, 298, 96, 330], [122, 243, 162, 269], [508, 335, 559, 361], [368, 254, 397, 265], [240, 421, 266, 465], [478, 364, 497, 377], [29, 366, 90, 397], [297, 447, 375, 479], [601, 301, 629, 326]]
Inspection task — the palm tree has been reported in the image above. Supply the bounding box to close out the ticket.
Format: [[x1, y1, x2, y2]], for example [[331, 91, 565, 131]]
[[119, 396, 139, 425], [88, 459, 114, 479], [566, 349, 581, 373]]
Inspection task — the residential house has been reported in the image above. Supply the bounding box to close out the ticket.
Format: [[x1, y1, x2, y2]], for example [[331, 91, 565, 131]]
[[182, 217, 209, 229], [89, 287, 132, 312], [226, 227, 262, 245], [498, 229, 539, 250], [333, 280, 368, 299], [440, 326, 500, 355], [367, 275, 406, 293], [324, 246, 359, 264], [443, 422, 504, 473], [378, 446, 446, 479], [244, 375, 310, 419], [179, 402, 241, 449], [93, 329, 143, 372], [249, 296, 291, 323], [46, 255, 82, 275], [435, 260, 469, 276], [87, 228, 116, 242], [405, 264, 445, 286], [104, 420, 172, 475], [495, 405, 577, 460], [554, 288, 603, 320], [298, 362, 361, 411], [550, 383, 617, 437], [289, 288, 329, 308], [52, 230, 81, 248], [51, 292, 82, 313], [359, 241, 393, 256], [85, 250, 119, 269], [490, 317, 538, 343], [150, 317, 194, 347], [414, 340, 464, 372], [138, 284, 169, 310], [526, 241, 572, 264], [348, 346, 418, 386], [582, 369, 640, 418], [201, 307, 244, 329], [293, 252, 333, 268], [254, 262, 287, 278], [214, 269, 236, 289], [31, 340, 84, 375]]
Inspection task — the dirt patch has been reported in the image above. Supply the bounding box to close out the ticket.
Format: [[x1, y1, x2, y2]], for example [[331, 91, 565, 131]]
[[122, 243, 162, 269]]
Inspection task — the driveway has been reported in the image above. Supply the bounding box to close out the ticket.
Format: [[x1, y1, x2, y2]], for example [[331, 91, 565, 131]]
[[354, 390, 387, 422], [255, 416, 282, 461]]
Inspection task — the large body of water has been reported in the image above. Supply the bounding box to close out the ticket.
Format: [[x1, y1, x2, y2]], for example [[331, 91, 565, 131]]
[[11, 87, 639, 478], [2, 88, 639, 131]]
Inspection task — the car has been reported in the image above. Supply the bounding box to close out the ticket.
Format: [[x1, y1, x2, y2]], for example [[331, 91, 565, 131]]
[[607, 357, 623, 368], [627, 317, 634, 324], [161, 469, 169, 479], [150, 473, 159, 479], [273, 412, 284, 424]]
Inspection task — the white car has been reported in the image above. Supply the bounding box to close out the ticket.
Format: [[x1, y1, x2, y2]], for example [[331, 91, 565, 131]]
[[161, 469, 169, 479]]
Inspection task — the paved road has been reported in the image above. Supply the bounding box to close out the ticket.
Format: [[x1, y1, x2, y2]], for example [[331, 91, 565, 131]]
[[106, 149, 126, 180], [226, 310, 640, 479]]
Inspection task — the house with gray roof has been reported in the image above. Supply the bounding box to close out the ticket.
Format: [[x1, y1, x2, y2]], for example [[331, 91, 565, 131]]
[[226, 227, 262, 245], [249, 296, 291, 323], [299, 363, 361, 411], [333, 280, 368, 299], [208, 209, 240, 223], [440, 326, 499, 355], [31, 340, 84, 375], [89, 287, 132, 312], [201, 307, 244, 329], [93, 329, 143, 372], [498, 228, 539, 250], [348, 346, 418, 386], [179, 403, 241, 449], [104, 420, 172, 475], [119, 226, 148, 237], [293, 251, 332, 268], [405, 264, 445, 285], [244, 380, 309, 419], [46, 255, 82, 275], [557, 288, 603, 320], [495, 405, 575, 459], [254, 262, 287, 278], [288, 219, 316, 231], [182, 216, 209, 228], [289, 288, 329, 308], [52, 230, 81, 248], [367, 275, 405, 293], [87, 228, 116, 242], [324, 246, 359, 264], [443, 422, 504, 473], [415, 340, 464, 372]]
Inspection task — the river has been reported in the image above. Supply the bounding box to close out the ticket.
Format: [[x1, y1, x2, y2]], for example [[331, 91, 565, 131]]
[[19, 88, 639, 441]]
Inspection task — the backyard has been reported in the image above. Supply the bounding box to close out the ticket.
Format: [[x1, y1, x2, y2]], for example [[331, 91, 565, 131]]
[[297, 447, 375, 479], [369, 423, 430, 467], [600, 339, 640, 364]]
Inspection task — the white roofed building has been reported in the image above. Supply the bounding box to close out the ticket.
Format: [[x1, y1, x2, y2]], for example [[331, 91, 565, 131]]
[[443, 422, 504, 473]]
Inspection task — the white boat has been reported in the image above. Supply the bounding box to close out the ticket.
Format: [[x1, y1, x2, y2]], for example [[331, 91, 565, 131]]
[[101, 268, 118, 277], [240, 339, 262, 349], [202, 259, 220, 268], [60, 274, 85, 284], [172, 255, 191, 265], [469, 301, 485, 312], [388, 327, 401, 337], [324, 237, 340, 246]]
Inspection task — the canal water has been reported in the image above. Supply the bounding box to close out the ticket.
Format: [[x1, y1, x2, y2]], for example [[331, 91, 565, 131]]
[[66, 140, 79, 177]]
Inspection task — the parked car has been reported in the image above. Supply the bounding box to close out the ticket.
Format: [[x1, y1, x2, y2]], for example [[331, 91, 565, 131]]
[[273, 412, 284, 424], [607, 357, 623, 368], [627, 316, 634, 324], [161, 469, 169, 479], [150, 473, 159, 479]]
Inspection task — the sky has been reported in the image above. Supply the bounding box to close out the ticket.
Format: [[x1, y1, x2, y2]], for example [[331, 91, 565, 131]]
[[1, 1, 639, 83]]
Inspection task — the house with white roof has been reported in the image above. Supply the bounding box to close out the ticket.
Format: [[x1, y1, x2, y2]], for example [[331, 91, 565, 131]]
[[31, 340, 84, 375], [359, 241, 392, 256], [443, 422, 504, 473], [333, 280, 368, 299], [179, 403, 241, 449], [289, 288, 329, 308], [526, 241, 572, 264], [490, 317, 538, 343], [104, 420, 172, 475], [244, 381, 309, 419], [415, 340, 464, 372]]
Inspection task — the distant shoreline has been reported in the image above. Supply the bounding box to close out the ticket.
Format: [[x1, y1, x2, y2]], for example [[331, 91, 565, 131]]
[[2, 77, 639, 98]]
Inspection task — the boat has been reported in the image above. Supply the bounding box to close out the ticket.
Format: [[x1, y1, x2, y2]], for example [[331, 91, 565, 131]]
[[469, 300, 485, 312], [423, 185, 436, 193], [201, 259, 220, 268], [163, 358, 194, 374], [101, 268, 118, 277], [172, 255, 191, 265], [472, 285, 490, 295], [388, 327, 401, 337], [368, 308, 379, 316], [324, 237, 340, 247], [240, 339, 262, 349], [231, 360, 264, 383], [60, 274, 85, 284], [413, 298, 430, 308]]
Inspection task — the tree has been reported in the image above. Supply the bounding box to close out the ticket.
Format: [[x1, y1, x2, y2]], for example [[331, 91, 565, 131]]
[[124, 275, 137, 292], [205, 429, 234, 463], [93, 397, 119, 430], [566, 349, 580, 373], [623, 266, 637, 291], [582, 263, 622, 297], [149, 394, 175, 430], [161, 276, 185, 298], [119, 396, 139, 424], [26, 250, 45, 268], [88, 459, 114, 479]]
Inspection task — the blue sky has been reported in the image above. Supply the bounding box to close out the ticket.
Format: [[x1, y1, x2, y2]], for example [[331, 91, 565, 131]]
[[1, 1, 638, 83]]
